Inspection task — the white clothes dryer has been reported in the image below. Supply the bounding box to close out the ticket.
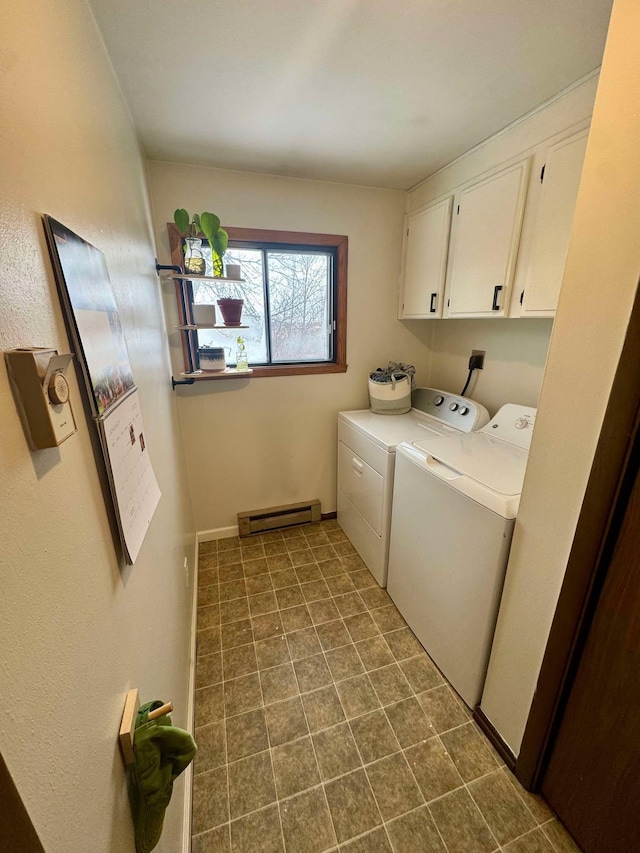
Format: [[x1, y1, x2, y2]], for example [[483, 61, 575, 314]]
[[387, 404, 536, 708], [337, 388, 489, 587]]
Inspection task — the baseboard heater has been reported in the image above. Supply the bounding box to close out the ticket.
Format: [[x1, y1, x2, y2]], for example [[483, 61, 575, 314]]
[[238, 499, 321, 537]]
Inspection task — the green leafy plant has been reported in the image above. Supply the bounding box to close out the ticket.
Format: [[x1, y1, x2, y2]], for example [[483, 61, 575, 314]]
[[173, 208, 229, 275]]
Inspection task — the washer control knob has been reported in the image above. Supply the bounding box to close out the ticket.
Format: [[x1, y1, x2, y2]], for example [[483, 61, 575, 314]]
[[449, 402, 459, 412], [459, 406, 469, 415], [515, 416, 530, 429], [434, 395, 444, 406]]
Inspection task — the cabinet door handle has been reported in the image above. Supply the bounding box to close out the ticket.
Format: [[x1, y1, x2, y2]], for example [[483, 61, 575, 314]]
[[351, 457, 364, 475], [492, 285, 503, 311], [430, 293, 437, 313]]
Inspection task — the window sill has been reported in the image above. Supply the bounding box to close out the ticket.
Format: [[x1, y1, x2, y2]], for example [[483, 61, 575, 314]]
[[187, 363, 348, 380]]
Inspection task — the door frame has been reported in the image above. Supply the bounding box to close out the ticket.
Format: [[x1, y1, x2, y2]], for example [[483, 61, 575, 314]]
[[516, 278, 640, 788]]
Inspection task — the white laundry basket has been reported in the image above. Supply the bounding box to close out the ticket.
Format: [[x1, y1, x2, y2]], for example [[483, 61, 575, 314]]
[[368, 371, 412, 414]]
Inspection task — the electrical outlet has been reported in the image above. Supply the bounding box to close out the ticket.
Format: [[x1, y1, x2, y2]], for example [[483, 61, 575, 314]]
[[471, 349, 485, 369]]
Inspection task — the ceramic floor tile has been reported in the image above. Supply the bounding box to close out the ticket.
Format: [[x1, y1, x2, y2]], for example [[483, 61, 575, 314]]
[[365, 751, 424, 821], [197, 652, 223, 689], [218, 548, 242, 566], [246, 573, 274, 595], [228, 750, 277, 819], [368, 664, 413, 706], [307, 598, 341, 625], [302, 684, 346, 733], [349, 709, 401, 764], [224, 672, 263, 717], [325, 644, 365, 682], [385, 805, 446, 853], [249, 590, 279, 616], [272, 735, 321, 798], [370, 606, 406, 633], [312, 721, 362, 781], [290, 548, 315, 568], [335, 674, 380, 719], [194, 721, 226, 774], [193, 766, 229, 834], [199, 541, 217, 556], [311, 544, 337, 563], [294, 654, 333, 693], [383, 627, 424, 661], [405, 737, 463, 802], [325, 573, 356, 596], [264, 541, 288, 558], [355, 635, 395, 671], [301, 579, 332, 603], [541, 819, 582, 852], [324, 768, 382, 844], [219, 598, 250, 625], [417, 685, 470, 733], [199, 584, 220, 608], [287, 626, 323, 660], [315, 619, 351, 651], [343, 612, 380, 642], [243, 557, 269, 579], [440, 722, 499, 782], [256, 635, 291, 670], [218, 536, 241, 552], [241, 543, 265, 561], [281, 604, 313, 632], [339, 827, 393, 852], [334, 592, 367, 617], [358, 586, 393, 611], [192, 824, 231, 853], [270, 568, 299, 589], [198, 627, 222, 657], [195, 683, 225, 726], [398, 655, 444, 693], [265, 696, 310, 746], [219, 578, 246, 601], [221, 619, 253, 650], [219, 563, 244, 583], [350, 569, 377, 590], [503, 828, 556, 853], [428, 786, 497, 853], [384, 697, 436, 748], [296, 564, 323, 584], [340, 554, 366, 572], [198, 605, 221, 631], [230, 803, 284, 853], [317, 557, 346, 578], [468, 769, 537, 846], [279, 787, 337, 853], [223, 643, 258, 680], [199, 566, 219, 588], [252, 612, 285, 641], [226, 707, 269, 763], [261, 662, 299, 705], [502, 768, 554, 825], [275, 584, 305, 610]]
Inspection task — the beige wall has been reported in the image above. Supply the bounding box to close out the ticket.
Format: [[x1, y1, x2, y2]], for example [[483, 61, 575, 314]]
[[407, 76, 598, 413], [0, 2, 194, 851], [481, 0, 640, 753], [148, 163, 433, 532]]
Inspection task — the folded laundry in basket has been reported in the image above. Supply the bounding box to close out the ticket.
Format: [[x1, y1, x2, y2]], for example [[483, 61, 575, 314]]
[[126, 700, 197, 853]]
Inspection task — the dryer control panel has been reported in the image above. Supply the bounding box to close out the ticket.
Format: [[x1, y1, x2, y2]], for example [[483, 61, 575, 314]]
[[411, 387, 490, 432]]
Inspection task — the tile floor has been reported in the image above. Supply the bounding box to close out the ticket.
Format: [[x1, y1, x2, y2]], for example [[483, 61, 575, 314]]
[[192, 520, 581, 853]]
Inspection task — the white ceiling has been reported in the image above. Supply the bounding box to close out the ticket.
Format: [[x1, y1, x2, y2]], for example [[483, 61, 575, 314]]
[[89, 0, 613, 190]]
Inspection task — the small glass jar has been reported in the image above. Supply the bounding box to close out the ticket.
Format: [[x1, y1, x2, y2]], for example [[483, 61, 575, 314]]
[[184, 237, 206, 276], [236, 349, 249, 371]]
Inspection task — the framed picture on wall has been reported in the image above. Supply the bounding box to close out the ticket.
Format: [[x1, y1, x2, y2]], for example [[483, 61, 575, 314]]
[[43, 215, 136, 418]]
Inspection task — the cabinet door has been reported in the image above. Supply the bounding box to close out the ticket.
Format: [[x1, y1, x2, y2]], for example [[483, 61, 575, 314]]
[[447, 159, 530, 317], [401, 196, 453, 318], [522, 130, 588, 316]]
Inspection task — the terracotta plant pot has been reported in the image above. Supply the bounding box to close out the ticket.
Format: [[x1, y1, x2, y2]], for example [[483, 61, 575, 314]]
[[217, 298, 244, 326]]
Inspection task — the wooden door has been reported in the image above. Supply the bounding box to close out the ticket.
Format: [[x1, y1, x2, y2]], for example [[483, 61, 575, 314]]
[[541, 423, 640, 851], [446, 159, 529, 317], [401, 196, 452, 318]]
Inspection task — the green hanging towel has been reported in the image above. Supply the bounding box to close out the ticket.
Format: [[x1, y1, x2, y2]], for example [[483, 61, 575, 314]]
[[126, 700, 197, 853]]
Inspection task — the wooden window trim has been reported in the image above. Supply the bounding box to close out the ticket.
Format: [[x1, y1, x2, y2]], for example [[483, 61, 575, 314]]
[[168, 224, 348, 378]]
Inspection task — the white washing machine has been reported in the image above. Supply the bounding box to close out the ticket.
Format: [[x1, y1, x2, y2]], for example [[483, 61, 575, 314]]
[[337, 388, 489, 587], [387, 403, 536, 708]]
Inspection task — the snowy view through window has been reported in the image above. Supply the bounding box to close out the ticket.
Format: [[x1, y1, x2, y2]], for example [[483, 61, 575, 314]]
[[192, 245, 333, 366]]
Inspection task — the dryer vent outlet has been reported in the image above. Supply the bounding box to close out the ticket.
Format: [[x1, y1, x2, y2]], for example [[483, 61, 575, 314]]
[[238, 499, 321, 537]]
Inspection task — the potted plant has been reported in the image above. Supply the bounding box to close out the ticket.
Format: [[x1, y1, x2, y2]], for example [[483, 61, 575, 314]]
[[173, 208, 229, 277]]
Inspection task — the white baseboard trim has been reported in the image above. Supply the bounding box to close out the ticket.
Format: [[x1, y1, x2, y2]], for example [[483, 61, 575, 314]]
[[182, 536, 200, 853], [197, 525, 239, 543]]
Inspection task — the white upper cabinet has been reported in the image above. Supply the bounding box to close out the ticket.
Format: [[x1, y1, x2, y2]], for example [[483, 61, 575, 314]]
[[399, 196, 453, 318], [445, 158, 530, 317], [521, 129, 589, 316]]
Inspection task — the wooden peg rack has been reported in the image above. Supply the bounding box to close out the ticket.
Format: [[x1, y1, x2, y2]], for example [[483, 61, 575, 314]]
[[118, 688, 173, 765]]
